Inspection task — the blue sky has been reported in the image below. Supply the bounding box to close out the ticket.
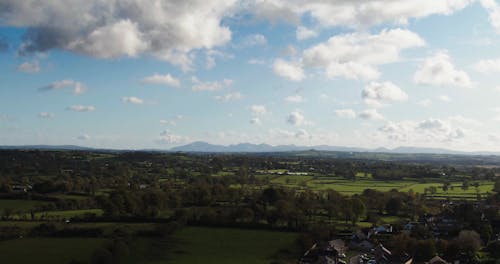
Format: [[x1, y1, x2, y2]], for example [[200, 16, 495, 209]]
[[1, 0, 500, 151]]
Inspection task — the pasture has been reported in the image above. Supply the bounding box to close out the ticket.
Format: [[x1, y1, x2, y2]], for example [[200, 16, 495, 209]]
[[0, 238, 107, 264], [166, 227, 301, 264], [0, 199, 50, 212], [268, 174, 494, 199]]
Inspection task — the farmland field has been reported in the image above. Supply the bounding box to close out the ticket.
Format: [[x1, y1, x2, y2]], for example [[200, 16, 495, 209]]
[[268, 174, 494, 198], [165, 227, 301, 264], [0, 238, 107, 264], [0, 199, 50, 212]]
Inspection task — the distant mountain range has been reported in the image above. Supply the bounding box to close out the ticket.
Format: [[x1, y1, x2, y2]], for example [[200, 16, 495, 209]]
[[1, 142, 499, 156], [170, 141, 500, 156]]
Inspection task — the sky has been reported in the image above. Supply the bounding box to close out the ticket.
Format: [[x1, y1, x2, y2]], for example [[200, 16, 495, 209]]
[[2, 0, 500, 151]]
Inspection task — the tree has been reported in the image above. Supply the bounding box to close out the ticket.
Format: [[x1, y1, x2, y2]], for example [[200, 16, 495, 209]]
[[461, 180, 469, 191], [350, 197, 366, 225], [456, 230, 481, 256], [494, 177, 500, 193], [414, 240, 436, 261], [385, 197, 402, 216]]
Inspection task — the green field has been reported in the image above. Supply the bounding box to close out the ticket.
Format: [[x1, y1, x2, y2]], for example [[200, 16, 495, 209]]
[[0, 238, 107, 264], [269, 175, 494, 198], [32, 209, 104, 219], [166, 227, 301, 264], [0, 199, 50, 212]]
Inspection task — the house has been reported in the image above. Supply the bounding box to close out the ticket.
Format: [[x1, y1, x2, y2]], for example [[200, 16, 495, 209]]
[[373, 244, 413, 264], [299, 242, 340, 264], [328, 239, 347, 255], [12, 184, 32, 192], [374, 244, 392, 263], [350, 240, 374, 251], [373, 225, 393, 234]]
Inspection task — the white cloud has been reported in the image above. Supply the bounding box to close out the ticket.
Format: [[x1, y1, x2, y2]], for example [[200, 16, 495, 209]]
[[250, 105, 267, 115], [294, 129, 312, 139], [191, 76, 233, 91], [67, 105, 95, 112], [362, 81, 408, 107], [248, 58, 266, 65], [241, 34, 267, 46], [287, 110, 307, 126], [122, 96, 144, 104], [38, 112, 54, 119], [160, 120, 177, 126], [251, 0, 472, 28], [302, 28, 425, 80], [379, 117, 468, 143], [481, 0, 500, 34], [296, 26, 318, 40], [40, 79, 86, 94], [272, 58, 305, 81], [250, 117, 262, 125], [2, 1, 237, 70], [417, 99, 432, 107], [438, 95, 452, 102], [473, 58, 500, 74], [18, 60, 40, 73], [157, 130, 188, 144], [284, 95, 304, 103], [414, 51, 472, 88], [142, 73, 180, 87], [214, 92, 243, 102], [282, 45, 298, 56], [77, 134, 90, 140], [204, 49, 233, 69], [358, 109, 384, 121], [335, 109, 356, 119]]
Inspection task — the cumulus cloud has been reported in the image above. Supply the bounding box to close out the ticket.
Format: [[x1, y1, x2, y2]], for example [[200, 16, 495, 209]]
[[40, 79, 86, 94], [122, 96, 144, 104], [250, 0, 472, 29], [250, 117, 262, 125], [417, 99, 432, 107], [272, 59, 305, 81], [18, 60, 40, 73], [362, 81, 408, 107], [378, 117, 471, 144], [358, 109, 384, 121], [142, 73, 180, 87], [214, 92, 243, 102], [296, 26, 318, 40], [0, 0, 236, 70], [284, 95, 304, 103], [414, 51, 472, 88], [438, 95, 452, 102], [157, 130, 188, 144], [67, 105, 95, 112], [250, 105, 267, 115], [287, 110, 308, 126], [335, 109, 356, 119], [38, 112, 54, 119], [77, 134, 90, 140], [302, 28, 425, 80], [473, 58, 500, 74], [160, 120, 177, 126], [481, 0, 500, 34], [191, 76, 233, 91], [294, 129, 312, 139], [241, 34, 267, 46]]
